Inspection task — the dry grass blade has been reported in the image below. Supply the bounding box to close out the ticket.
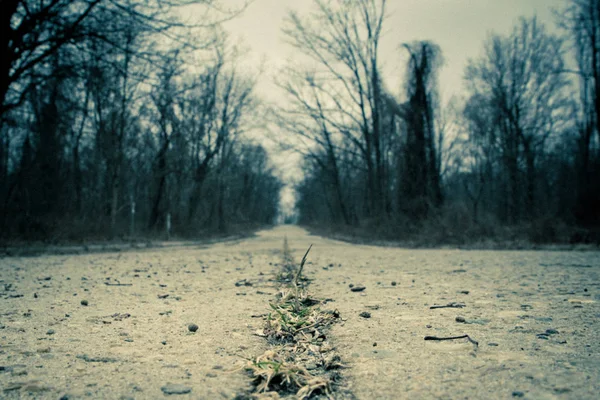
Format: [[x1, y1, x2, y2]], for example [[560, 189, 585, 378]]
[[294, 244, 313, 288], [293, 245, 312, 312]]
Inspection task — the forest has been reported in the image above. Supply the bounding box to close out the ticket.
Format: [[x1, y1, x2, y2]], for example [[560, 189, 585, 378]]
[[1, 0, 599, 245], [0, 0, 281, 241]]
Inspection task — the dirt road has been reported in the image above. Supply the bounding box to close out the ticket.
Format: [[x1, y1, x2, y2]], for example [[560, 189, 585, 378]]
[[1, 225, 599, 399]]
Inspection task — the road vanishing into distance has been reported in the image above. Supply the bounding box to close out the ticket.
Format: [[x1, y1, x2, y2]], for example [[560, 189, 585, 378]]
[[1, 225, 599, 399]]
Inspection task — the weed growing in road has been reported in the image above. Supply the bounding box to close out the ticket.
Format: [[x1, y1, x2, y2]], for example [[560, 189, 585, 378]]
[[242, 241, 345, 399], [245, 350, 331, 398]]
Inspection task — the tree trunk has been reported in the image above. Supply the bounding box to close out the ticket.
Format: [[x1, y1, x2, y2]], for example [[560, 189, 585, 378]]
[[149, 144, 168, 230], [110, 163, 121, 237], [0, 1, 19, 117], [524, 144, 536, 220], [590, 2, 600, 144], [188, 161, 210, 221], [505, 134, 520, 224]]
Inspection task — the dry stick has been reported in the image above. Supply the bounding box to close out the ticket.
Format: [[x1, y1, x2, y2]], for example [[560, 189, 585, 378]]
[[294, 245, 313, 287], [424, 335, 479, 347], [429, 302, 465, 309], [293, 244, 313, 312]]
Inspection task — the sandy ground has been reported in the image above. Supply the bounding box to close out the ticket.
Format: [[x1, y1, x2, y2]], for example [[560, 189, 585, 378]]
[[1, 225, 599, 399]]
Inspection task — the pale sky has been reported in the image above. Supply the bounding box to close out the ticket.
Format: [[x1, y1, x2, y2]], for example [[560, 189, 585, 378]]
[[222, 0, 568, 104]]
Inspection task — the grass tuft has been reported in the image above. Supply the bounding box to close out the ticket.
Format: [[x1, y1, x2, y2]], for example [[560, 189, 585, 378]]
[[242, 241, 344, 399], [244, 350, 332, 398]]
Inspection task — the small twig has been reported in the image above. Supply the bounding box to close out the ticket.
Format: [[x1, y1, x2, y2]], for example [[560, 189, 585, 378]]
[[104, 282, 133, 286], [430, 302, 465, 309], [294, 244, 312, 313], [294, 245, 313, 288], [424, 335, 479, 347]]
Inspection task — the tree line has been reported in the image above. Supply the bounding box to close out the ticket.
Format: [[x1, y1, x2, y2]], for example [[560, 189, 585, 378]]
[[0, 0, 281, 241], [277, 0, 600, 244], [2, 0, 599, 245]]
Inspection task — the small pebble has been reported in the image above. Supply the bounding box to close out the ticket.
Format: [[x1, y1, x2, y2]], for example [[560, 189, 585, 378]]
[[359, 311, 371, 318], [188, 324, 199, 332], [373, 342, 377, 347], [46, 329, 55, 335], [161, 384, 192, 395], [161, 340, 167, 345], [512, 391, 524, 398], [455, 316, 466, 323], [391, 281, 397, 286], [80, 300, 88, 306], [351, 285, 366, 292]]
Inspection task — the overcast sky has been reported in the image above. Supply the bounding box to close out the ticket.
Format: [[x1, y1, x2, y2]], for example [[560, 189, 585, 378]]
[[222, 0, 568, 104]]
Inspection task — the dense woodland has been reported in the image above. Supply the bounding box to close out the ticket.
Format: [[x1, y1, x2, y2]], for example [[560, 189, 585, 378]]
[[0, 0, 280, 241], [277, 0, 600, 244], [1, 0, 599, 244]]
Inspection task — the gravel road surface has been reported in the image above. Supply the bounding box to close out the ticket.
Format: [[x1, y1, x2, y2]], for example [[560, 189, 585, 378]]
[[1, 226, 599, 399]]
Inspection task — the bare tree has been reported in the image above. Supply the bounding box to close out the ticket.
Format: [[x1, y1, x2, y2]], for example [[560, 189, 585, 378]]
[[464, 16, 571, 222], [1, 0, 246, 121], [147, 53, 182, 230], [0, 0, 280, 242], [273, 69, 351, 225], [184, 49, 257, 225], [558, 0, 600, 224], [282, 0, 388, 219], [397, 41, 444, 218]]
